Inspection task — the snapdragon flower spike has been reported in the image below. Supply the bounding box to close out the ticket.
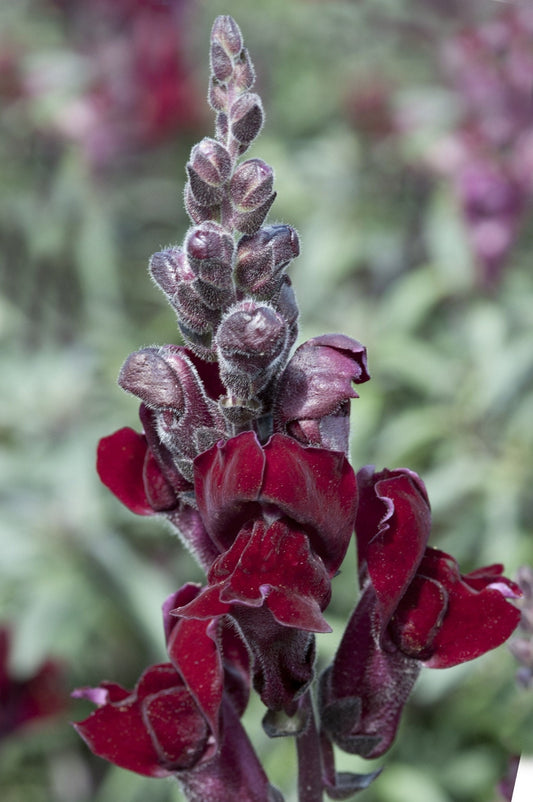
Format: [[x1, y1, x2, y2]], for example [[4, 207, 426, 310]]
[[320, 466, 521, 758]]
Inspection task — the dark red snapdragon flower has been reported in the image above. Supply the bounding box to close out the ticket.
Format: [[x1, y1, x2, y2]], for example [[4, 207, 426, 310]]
[[74, 586, 281, 801], [320, 467, 521, 758], [0, 626, 67, 740], [80, 15, 521, 801]]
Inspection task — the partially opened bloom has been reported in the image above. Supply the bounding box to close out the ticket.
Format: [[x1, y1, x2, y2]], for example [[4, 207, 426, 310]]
[[170, 431, 358, 712], [73, 662, 214, 778], [74, 586, 280, 801], [320, 466, 521, 758], [193, 431, 358, 574]]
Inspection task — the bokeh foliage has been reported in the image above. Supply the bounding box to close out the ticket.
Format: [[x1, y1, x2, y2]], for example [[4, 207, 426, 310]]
[[1, 1, 532, 800]]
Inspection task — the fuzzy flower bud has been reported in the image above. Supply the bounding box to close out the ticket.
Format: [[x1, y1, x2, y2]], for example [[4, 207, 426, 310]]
[[149, 248, 181, 299], [185, 223, 234, 289], [149, 247, 220, 360], [211, 15, 244, 59], [215, 301, 289, 398], [118, 348, 185, 412], [235, 224, 300, 297], [186, 138, 232, 207], [230, 93, 264, 145], [230, 159, 274, 212], [233, 48, 255, 92]]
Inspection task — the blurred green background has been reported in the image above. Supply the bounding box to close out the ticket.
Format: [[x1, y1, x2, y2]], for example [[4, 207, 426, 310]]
[[1, 1, 533, 800]]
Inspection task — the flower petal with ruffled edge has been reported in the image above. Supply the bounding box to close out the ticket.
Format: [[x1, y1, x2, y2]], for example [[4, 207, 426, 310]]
[[274, 333, 370, 453], [73, 663, 210, 777], [194, 431, 357, 575], [174, 519, 332, 633], [397, 549, 523, 668], [356, 465, 431, 634]]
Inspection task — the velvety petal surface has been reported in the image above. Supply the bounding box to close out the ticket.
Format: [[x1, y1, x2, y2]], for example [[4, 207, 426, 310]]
[[175, 520, 332, 633], [97, 428, 154, 515], [323, 586, 420, 759], [416, 549, 522, 668], [180, 698, 283, 802], [194, 431, 357, 574], [73, 663, 208, 778], [275, 333, 369, 428], [356, 466, 431, 631]]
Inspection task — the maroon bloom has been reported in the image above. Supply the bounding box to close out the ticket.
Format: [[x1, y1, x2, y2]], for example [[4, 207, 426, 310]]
[[320, 466, 521, 758], [172, 519, 331, 713], [355, 466, 521, 665], [73, 663, 213, 778], [0, 626, 67, 740], [194, 430, 358, 575], [74, 586, 280, 801], [173, 453, 349, 713], [274, 333, 370, 454]]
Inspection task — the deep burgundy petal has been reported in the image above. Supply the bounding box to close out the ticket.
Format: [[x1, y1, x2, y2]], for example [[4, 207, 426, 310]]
[[388, 574, 448, 660], [274, 333, 369, 429], [416, 550, 522, 668], [162, 583, 203, 644], [194, 431, 265, 552], [74, 674, 167, 777], [356, 466, 431, 631], [261, 435, 357, 574], [96, 428, 154, 515], [195, 431, 357, 574], [142, 449, 179, 511], [142, 687, 209, 770], [178, 520, 331, 633], [167, 616, 224, 742], [73, 662, 213, 777]]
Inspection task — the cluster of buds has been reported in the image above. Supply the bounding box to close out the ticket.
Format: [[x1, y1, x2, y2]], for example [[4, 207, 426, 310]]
[[149, 16, 300, 430], [74, 17, 522, 802], [430, 5, 533, 285]]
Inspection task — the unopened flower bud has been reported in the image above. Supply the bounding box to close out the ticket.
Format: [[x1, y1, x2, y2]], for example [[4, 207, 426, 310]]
[[186, 138, 232, 207], [118, 349, 184, 412], [235, 225, 300, 295], [233, 194, 277, 236], [273, 276, 299, 347], [173, 280, 220, 332], [211, 15, 243, 58], [230, 93, 264, 145], [210, 41, 233, 82], [149, 248, 182, 298], [185, 222, 234, 289], [177, 321, 217, 363], [208, 76, 227, 112], [216, 301, 289, 398], [184, 184, 219, 225], [233, 48, 255, 92], [230, 159, 274, 212]]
